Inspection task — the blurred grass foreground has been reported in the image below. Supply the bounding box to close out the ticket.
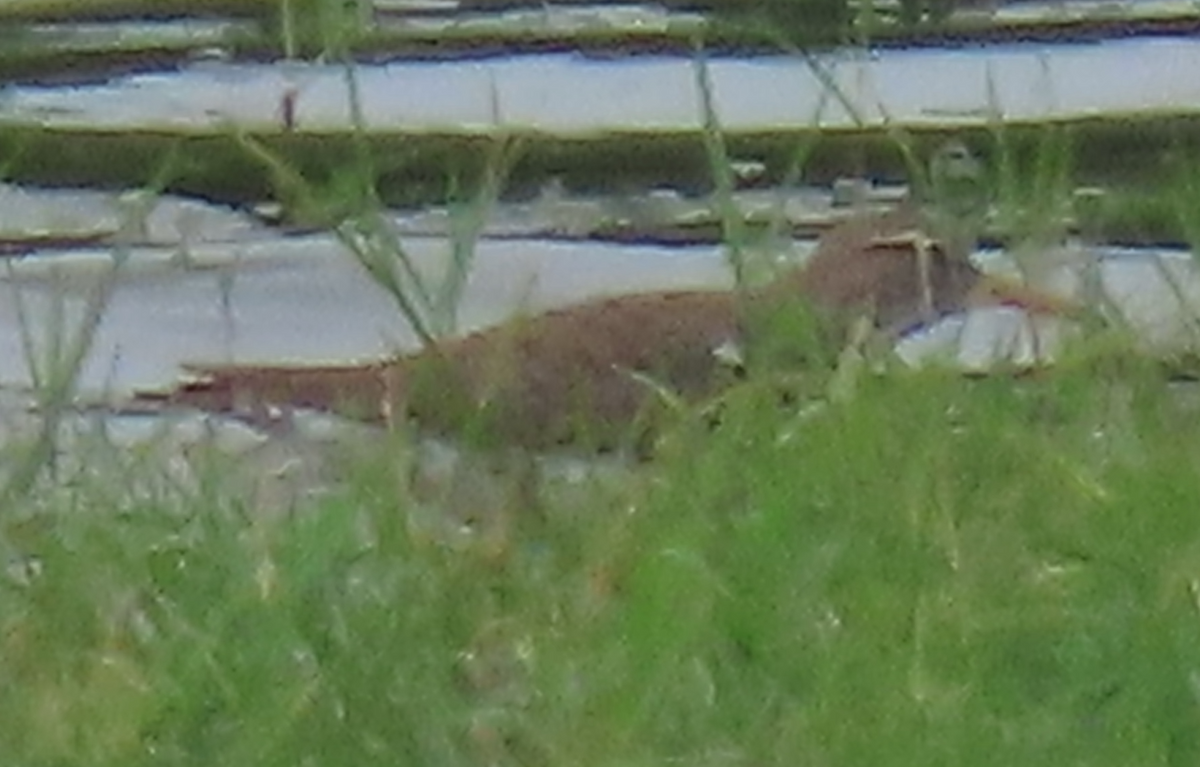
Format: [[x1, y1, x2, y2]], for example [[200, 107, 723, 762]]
[[5, 349, 1200, 765], [5, 0, 1200, 763]]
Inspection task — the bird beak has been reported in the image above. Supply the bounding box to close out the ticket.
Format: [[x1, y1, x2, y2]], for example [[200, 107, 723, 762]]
[[969, 275, 1082, 316]]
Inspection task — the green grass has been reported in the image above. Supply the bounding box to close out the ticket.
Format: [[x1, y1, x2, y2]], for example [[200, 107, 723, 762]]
[[609, 359, 1200, 765], [6, 31, 1200, 763], [4, 116, 1200, 244], [5, 350, 1200, 765]]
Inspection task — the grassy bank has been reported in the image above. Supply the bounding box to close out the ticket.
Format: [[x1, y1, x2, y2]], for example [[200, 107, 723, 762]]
[[4, 348, 1200, 764], [2, 114, 1195, 242]]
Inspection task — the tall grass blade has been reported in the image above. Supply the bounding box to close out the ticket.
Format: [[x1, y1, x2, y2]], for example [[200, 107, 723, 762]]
[[2, 255, 124, 507], [692, 42, 748, 289], [0, 148, 182, 507], [440, 137, 521, 337]]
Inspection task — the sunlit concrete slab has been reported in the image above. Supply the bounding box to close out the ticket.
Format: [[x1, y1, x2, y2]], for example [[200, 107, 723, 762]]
[[2, 36, 1198, 133], [0, 236, 731, 394]]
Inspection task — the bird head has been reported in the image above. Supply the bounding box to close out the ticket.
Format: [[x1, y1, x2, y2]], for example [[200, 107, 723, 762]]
[[923, 139, 990, 261]]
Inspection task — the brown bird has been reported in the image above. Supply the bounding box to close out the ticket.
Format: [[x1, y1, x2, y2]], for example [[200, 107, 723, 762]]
[[138, 145, 1074, 452]]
